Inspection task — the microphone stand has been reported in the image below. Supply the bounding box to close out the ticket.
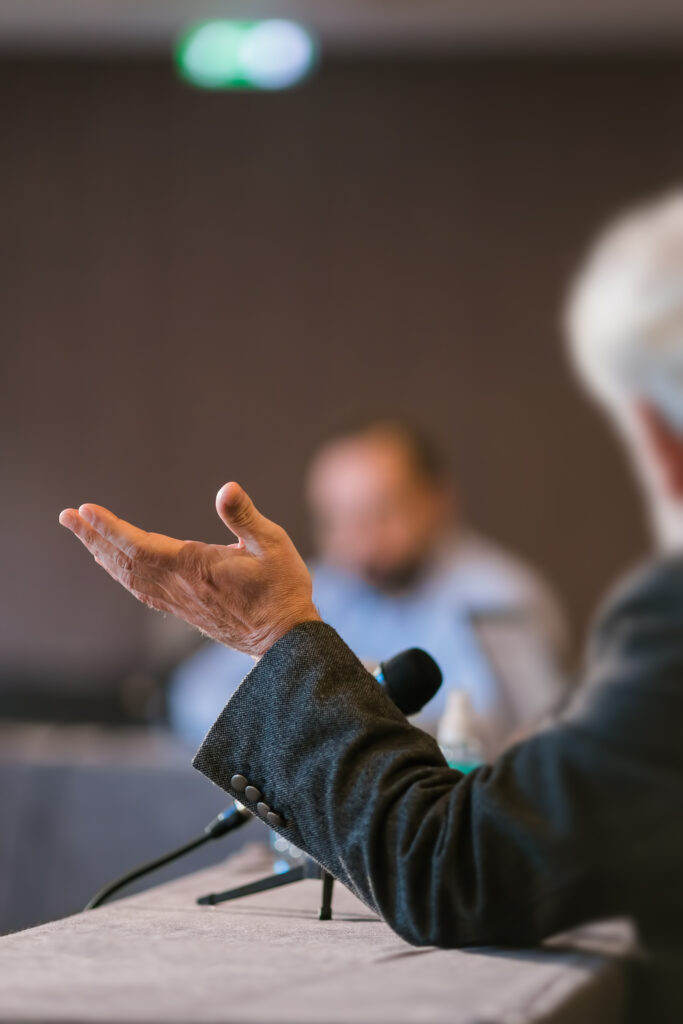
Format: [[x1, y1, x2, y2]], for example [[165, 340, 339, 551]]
[[196, 857, 336, 921]]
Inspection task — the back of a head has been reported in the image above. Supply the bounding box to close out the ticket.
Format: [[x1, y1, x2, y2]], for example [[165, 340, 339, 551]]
[[566, 190, 683, 435]]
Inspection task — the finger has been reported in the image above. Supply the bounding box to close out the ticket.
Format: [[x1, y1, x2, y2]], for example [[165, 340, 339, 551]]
[[75, 503, 181, 564], [60, 509, 130, 566], [60, 508, 198, 625], [215, 482, 276, 553], [59, 508, 81, 531], [60, 510, 160, 588], [76, 503, 151, 558]]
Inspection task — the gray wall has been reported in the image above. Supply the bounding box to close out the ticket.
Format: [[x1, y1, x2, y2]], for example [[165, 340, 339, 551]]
[[5, 53, 676, 690]]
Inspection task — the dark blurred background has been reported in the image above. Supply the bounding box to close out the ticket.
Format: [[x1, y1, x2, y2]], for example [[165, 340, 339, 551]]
[[3, 0, 683, 932], [12, 47, 683, 695]]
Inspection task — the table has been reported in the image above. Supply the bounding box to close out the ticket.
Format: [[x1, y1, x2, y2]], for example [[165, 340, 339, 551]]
[[0, 844, 639, 1024]]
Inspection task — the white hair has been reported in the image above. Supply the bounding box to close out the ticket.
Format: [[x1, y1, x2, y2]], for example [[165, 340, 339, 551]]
[[566, 190, 683, 549], [566, 190, 683, 435]]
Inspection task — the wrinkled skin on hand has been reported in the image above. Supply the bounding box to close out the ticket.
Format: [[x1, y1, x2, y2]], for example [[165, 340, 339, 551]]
[[59, 482, 321, 657]]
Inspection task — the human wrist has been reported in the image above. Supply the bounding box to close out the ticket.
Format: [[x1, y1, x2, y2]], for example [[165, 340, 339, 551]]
[[252, 606, 322, 658]]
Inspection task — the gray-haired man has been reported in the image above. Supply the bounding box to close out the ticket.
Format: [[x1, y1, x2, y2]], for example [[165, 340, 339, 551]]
[[60, 193, 683, 979]]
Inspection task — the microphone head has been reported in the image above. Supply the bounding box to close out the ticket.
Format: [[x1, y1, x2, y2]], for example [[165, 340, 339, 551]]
[[378, 648, 443, 716]]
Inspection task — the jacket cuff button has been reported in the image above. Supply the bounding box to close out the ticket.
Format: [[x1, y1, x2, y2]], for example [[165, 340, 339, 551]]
[[230, 774, 247, 793], [256, 802, 271, 819], [266, 811, 284, 828], [244, 785, 262, 802]]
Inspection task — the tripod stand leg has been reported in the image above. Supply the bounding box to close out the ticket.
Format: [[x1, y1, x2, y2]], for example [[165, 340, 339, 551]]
[[319, 871, 334, 921], [197, 864, 307, 906]]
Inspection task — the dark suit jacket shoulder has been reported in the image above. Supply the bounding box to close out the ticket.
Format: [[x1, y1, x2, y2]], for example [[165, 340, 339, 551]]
[[193, 556, 683, 948]]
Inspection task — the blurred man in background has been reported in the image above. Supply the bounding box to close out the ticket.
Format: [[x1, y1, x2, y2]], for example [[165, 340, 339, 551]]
[[169, 418, 568, 753]]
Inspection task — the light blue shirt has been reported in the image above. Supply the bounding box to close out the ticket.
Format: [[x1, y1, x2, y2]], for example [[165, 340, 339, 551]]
[[168, 533, 567, 752]]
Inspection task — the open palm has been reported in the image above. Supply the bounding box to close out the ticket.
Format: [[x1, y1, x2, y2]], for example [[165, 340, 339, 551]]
[[59, 482, 320, 657]]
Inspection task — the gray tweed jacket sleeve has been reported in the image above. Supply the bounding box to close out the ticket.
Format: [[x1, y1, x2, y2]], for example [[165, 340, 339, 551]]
[[193, 557, 683, 948]]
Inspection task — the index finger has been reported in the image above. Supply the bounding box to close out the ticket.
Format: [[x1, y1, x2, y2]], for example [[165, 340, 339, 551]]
[[68, 503, 181, 563]]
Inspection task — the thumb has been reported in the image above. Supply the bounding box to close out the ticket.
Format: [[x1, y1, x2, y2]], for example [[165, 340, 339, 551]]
[[216, 482, 271, 551]]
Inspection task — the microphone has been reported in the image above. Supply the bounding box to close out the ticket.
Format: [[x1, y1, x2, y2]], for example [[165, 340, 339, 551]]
[[374, 648, 442, 716]]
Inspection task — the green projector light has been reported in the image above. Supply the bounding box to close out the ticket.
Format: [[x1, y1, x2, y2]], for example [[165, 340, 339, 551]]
[[175, 20, 318, 91]]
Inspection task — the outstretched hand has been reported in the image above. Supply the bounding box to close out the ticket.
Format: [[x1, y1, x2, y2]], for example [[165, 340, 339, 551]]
[[59, 482, 320, 657]]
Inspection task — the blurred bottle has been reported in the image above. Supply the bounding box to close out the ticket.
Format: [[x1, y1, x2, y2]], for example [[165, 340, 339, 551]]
[[437, 690, 484, 773], [268, 830, 307, 874]]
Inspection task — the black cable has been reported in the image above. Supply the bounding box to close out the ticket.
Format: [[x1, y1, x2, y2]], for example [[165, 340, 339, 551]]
[[84, 834, 209, 910], [84, 803, 253, 910]]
